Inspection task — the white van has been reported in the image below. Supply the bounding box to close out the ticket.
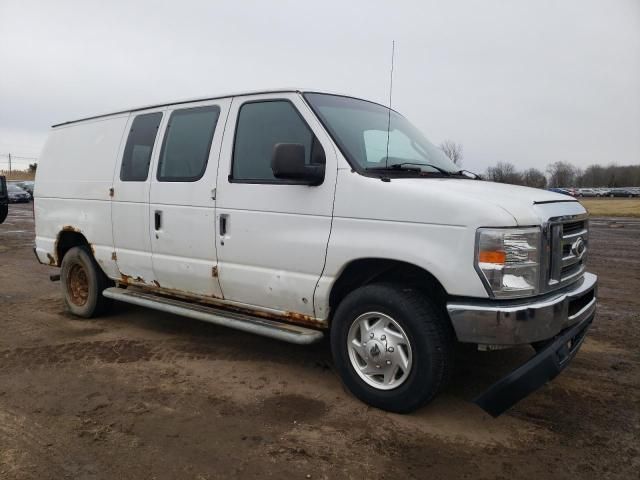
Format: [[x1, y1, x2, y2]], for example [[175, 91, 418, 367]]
[[34, 89, 597, 415]]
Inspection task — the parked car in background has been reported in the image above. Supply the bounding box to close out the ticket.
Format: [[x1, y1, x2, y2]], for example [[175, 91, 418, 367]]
[[7, 184, 31, 203], [0, 176, 7, 223], [577, 188, 601, 197], [608, 188, 637, 198], [16, 181, 35, 198], [548, 187, 573, 196], [596, 188, 611, 196]]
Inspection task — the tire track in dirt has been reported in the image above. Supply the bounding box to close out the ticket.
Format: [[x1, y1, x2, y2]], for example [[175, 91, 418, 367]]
[[0, 338, 302, 371], [0, 409, 75, 479]]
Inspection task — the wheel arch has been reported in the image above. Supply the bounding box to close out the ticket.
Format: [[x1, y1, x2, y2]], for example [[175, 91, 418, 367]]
[[328, 258, 449, 317], [55, 228, 92, 266]]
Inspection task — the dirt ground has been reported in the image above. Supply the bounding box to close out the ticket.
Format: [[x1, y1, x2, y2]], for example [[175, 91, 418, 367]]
[[1, 203, 639, 480]]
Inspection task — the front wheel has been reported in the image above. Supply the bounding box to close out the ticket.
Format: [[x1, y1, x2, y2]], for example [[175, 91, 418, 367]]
[[330, 283, 454, 413], [60, 246, 113, 318]]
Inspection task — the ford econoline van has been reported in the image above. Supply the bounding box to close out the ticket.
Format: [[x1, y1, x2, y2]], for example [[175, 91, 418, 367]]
[[34, 89, 597, 415]]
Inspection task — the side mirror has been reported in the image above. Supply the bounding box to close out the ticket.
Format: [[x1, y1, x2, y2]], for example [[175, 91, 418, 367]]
[[271, 143, 324, 185]]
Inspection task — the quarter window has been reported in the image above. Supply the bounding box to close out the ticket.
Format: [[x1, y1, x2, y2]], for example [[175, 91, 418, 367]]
[[157, 106, 220, 182], [232, 101, 323, 182], [120, 112, 163, 181]]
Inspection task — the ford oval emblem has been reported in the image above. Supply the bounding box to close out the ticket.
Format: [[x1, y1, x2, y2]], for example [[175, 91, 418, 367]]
[[571, 237, 586, 257]]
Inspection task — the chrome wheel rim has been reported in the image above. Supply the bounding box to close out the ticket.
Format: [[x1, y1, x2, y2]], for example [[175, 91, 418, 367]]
[[347, 312, 413, 390]]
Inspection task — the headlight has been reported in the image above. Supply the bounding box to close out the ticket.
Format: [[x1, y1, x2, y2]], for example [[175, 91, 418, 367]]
[[475, 227, 541, 298]]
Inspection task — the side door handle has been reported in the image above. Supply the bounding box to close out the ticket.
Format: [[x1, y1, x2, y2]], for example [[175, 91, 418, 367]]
[[219, 214, 228, 245], [155, 210, 162, 231]]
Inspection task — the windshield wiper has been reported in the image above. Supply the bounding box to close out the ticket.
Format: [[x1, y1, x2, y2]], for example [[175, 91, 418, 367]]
[[366, 162, 454, 176], [454, 169, 481, 179]]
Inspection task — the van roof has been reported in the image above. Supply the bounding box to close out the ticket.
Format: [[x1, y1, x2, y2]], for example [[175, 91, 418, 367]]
[[51, 88, 390, 128]]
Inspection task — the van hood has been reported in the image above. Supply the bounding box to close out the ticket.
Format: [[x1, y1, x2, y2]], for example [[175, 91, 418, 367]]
[[414, 178, 586, 225], [334, 172, 587, 227]]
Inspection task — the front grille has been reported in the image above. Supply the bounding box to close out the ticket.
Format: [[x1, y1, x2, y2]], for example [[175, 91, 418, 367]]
[[545, 216, 588, 290], [563, 220, 586, 236]]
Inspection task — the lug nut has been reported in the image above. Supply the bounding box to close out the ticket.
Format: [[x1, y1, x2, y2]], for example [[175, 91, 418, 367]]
[[381, 335, 386, 340], [388, 347, 394, 353], [370, 332, 375, 339], [386, 360, 391, 365], [376, 364, 381, 369]]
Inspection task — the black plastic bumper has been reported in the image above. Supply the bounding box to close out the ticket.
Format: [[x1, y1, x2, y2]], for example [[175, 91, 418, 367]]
[[474, 312, 594, 417]]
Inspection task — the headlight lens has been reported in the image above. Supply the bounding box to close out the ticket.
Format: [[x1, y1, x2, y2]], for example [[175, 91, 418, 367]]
[[476, 227, 541, 298]]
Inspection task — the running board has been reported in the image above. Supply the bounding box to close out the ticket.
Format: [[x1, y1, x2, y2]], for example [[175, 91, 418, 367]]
[[102, 287, 324, 345]]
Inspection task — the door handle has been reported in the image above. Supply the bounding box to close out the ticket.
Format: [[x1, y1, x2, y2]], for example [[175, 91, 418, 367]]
[[219, 214, 228, 245], [155, 210, 162, 231]]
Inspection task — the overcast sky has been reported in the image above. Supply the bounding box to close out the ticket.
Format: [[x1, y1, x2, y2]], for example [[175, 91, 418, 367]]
[[1, 0, 638, 172]]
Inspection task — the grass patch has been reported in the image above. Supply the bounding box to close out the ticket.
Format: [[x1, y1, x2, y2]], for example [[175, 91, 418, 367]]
[[580, 198, 640, 218], [0, 170, 35, 181]]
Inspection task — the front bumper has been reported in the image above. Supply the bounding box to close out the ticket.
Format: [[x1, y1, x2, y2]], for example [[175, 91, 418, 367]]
[[474, 312, 594, 417], [447, 272, 597, 345]]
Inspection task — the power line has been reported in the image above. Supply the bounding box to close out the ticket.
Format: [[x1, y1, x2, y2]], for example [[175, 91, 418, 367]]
[[0, 154, 39, 160]]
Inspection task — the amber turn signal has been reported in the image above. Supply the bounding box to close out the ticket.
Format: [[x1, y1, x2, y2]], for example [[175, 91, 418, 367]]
[[478, 250, 506, 264]]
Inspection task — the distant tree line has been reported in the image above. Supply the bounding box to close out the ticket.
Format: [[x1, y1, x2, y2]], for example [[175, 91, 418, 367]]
[[483, 161, 640, 188]]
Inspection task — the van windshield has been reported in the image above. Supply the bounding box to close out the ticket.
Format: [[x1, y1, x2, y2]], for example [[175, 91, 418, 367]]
[[304, 93, 459, 175]]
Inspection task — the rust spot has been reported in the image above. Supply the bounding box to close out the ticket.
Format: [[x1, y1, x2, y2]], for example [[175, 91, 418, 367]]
[[89, 244, 95, 255], [120, 273, 148, 284], [124, 284, 325, 329], [111, 252, 117, 261], [282, 311, 322, 328], [62, 225, 81, 232], [211, 266, 218, 278], [46, 253, 56, 266], [114, 272, 326, 329]]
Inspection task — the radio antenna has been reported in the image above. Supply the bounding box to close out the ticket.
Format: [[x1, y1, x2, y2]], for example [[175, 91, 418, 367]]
[[385, 40, 395, 168]]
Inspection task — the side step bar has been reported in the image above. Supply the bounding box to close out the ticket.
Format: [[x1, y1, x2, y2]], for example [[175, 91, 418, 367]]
[[102, 287, 324, 345]]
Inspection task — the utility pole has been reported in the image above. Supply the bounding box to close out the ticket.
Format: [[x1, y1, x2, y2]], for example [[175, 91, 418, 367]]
[[8, 153, 11, 175]]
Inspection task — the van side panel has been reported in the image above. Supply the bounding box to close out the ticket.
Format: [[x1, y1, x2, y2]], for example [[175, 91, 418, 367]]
[[34, 115, 129, 277]]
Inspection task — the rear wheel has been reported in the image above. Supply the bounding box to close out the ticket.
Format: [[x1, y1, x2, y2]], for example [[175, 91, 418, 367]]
[[330, 283, 454, 413], [60, 246, 112, 318], [0, 204, 7, 224]]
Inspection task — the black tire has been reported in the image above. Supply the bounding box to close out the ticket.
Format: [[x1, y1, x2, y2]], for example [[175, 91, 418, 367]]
[[60, 246, 112, 318], [330, 283, 454, 413], [0, 204, 7, 224]]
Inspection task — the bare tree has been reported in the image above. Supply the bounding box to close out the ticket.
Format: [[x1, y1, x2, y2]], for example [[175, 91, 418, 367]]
[[485, 162, 523, 185], [546, 161, 578, 188], [439, 140, 463, 166], [577, 164, 640, 187], [522, 168, 547, 189]]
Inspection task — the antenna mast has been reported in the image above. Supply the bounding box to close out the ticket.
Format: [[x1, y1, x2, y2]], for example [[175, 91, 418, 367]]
[[385, 40, 395, 168]]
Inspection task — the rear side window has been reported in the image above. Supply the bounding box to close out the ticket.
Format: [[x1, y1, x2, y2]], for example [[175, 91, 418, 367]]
[[157, 106, 220, 182], [232, 100, 323, 182], [120, 112, 163, 181]]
